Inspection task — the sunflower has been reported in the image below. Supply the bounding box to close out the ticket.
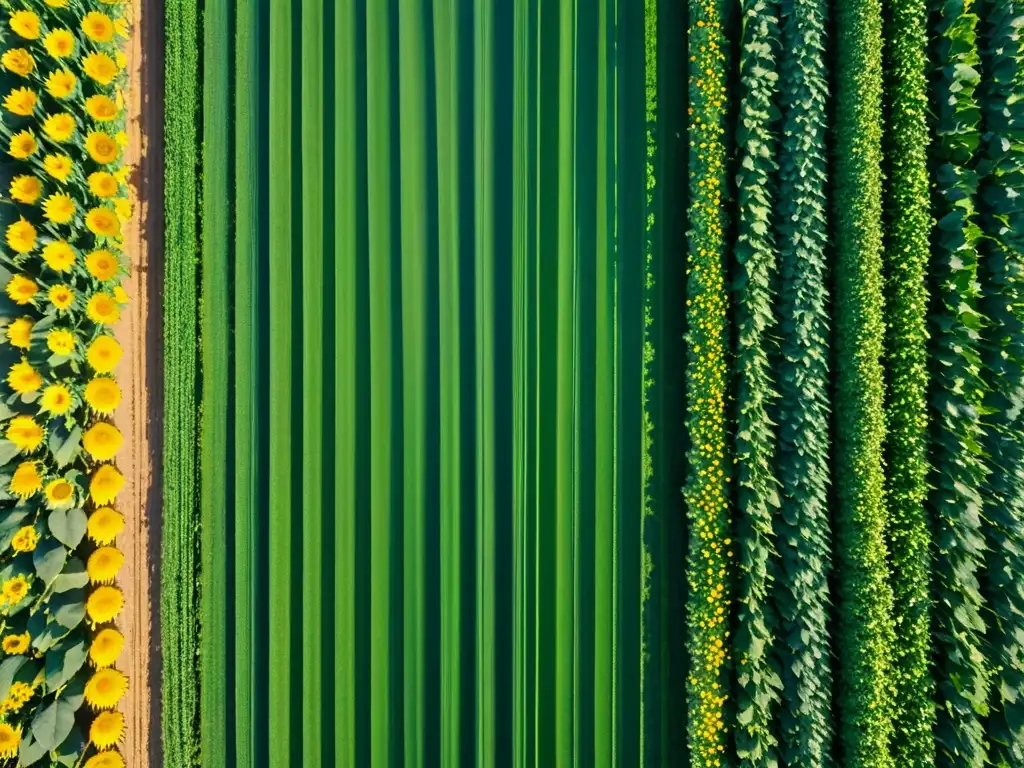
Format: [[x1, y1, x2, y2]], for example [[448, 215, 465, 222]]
[[86, 293, 120, 326], [43, 153, 73, 183], [3, 87, 36, 116], [43, 113, 76, 143], [1, 49, 33, 77], [9, 175, 41, 206], [82, 12, 115, 43], [40, 383, 73, 415], [87, 547, 123, 585], [5, 219, 36, 254], [85, 94, 119, 122], [8, 131, 36, 159], [113, 285, 129, 305], [45, 69, 77, 99], [9, 11, 39, 40], [43, 29, 75, 58], [6, 415, 43, 452], [42, 241, 76, 273], [115, 52, 127, 71], [84, 751, 124, 768], [9, 461, 40, 500], [88, 173, 119, 199], [6, 318, 32, 349], [84, 668, 127, 710], [86, 585, 123, 624], [89, 628, 123, 667], [87, 336, 122, 373], [0, 722, 19, 760], [90, 465, 124, 506], [1, 632, 29, 655], [86, 133, 119, 164], [82, 422, 122, 461], [86, 208, 121, 239], [46, 329, 76, 356], [5, 275, 37, 305], [45, 0, 69, 7], [113, 165, 130, 185], [43, 193, 76, 224], [86, 249, 119, 280], [0, 575, 29, 605], [83, 53, 118, 85], [10, 526, 37, 553], [85, 377, 120, 414], [44, 478, 74, 508], [87, 507, 123, 545], [7, 360, 41, 394], [8, 682, 32, 705], [114, 18, 129, 38], [48, 284, 75, 311]]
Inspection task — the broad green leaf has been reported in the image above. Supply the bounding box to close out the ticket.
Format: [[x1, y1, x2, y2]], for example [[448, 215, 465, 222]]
[[29, 698, 76, 752], [47, 509, 86, 551]]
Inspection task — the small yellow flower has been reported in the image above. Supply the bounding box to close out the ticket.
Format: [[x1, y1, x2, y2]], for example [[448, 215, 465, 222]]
[[6, 415, 42, 452], [83, 52, 118, 85], [114, 18, 129, 39], [86, 249, 119, 281], [9, 175, 41, 205], [8, 130, 36, 159], [42, 240, 76, 273], [1, 632, 29, 655], [115, 131, 129, 147], [113, 285, 129, 305], [3, 87, 35, 116], [0, 722, 20, 760], [43, 113, 77, 143], [43, 153, 74, 183], [43, 192, 76, 224], [5, 274, 37, 305], [48, 284, 75, 311], [87, 293, 120, 326], [10, 526, 38, 553], [6, 219, 36, 254], [6, 318, 32, 349], [6, 360, 41, 394], [114, 197, 132, 221], [44, 478, 75, 508], [9, 11, 40, 40], [46, 328, 76, 355], [87, 208, 121, 238], [40, 383, 73, 415], [45, 0, 69, 7], [0, 49, 32, 77], [43, 29, 75, 59], [45, 69, 77, 99], [115, 51, 127, 70], [86, 132, 119, 164], [9, 462, 41, 499]]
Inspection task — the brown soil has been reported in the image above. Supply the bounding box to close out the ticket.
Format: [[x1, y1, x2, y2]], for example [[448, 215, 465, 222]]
[[113, 0, 162, 764]]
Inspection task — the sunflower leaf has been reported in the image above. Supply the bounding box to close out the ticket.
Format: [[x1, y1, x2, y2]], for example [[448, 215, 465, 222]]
[[50, 589, 84, 630], [44, 637, 85, 692], [48, 426, 79, 470], [17, 732, 45, 767], [0, 440, 18, 467], [31, 539, 65, 584], [47, 509, 85, 551], [0, 507, 29, 554], [51, 725, 83, 767], [0, 655, 27, 702], [51, 558, 86, 594], [29, 697, 75, 752]]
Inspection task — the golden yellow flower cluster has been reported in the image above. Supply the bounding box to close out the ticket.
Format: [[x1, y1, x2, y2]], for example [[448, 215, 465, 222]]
[[0, 1, 130, 764], [684, 1, 733, 766]]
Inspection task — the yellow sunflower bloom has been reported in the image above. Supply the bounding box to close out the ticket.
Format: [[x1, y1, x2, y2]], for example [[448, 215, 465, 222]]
[[6, 360, 41, 394], [42, 240, 76, 273], [8, 682, 32, 704], [86, 585, 123, 624], [46, 328, 76, 356], [87, 507, 123, 545], [1, 632, 29, 655], [0, 722, 19, 760], [44, 478, 74, 508], [83, 52, 118, 85], [6, 416, 42, 452], [8, 131, 36, 159], [87, 547, 123, 584], [86, 208, 121, 238], [86, 249, 119, 280], [113, 285, 129, 304], [45, 0, 69, 7], [87, 336, 122, 373], [83, 422, 122, 461], [1, 49, 33, 77], [90, 712, 124, 751], [9, 462, 41, 499], [45, 69, 77, 99], [1, 575, 29, 606], [85, 94, 119, 122], [43, 153, 73, 183], [40, 383, 73, 415], [43, 29, 75, 59], [3, 87, 36, 116], [88, 173, 119, 199], [9, 11, 39, 40], [5, 274, 37, 305], [84, 668, 127, 710], [43, 192, 76, 224], [85, 377, 120, 414], [9, 175, 41, 205], [48, 284, 75, 311], [114, 197, 131, 221], [84, 751, 124, 768], [10, 526, 37, 553], [43, 113, 76, 143], [5, 219, 36, 254], [87, 293, 120, 326], [89, 628, 123, 667], [90, 465, 124, 506], [114, 18, 129, 39], [6, 317, 33, 349], [82, 12, 115, 43], [86, 132, 119, 164]]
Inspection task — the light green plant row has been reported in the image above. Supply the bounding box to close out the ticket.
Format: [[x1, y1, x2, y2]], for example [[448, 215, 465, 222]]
[[879, 0, 935, 764], [732, 2, 782, 765], [773, 0, 835, 764], [927, 3, 992, 765], [978, 2, 1024, 765], [684, 0, 734, 763], [832, 0, 897, 765]]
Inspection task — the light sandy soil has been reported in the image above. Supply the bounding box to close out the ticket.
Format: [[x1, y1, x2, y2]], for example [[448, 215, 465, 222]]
[[113, 0, 161, 764]]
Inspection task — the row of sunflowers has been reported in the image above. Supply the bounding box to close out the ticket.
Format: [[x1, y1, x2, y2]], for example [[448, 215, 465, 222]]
[[0, 0, 131, 765]]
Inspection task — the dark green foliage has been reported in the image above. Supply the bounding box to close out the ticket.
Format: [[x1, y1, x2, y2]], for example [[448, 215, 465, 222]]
[[832, 0, 897, 765], [927, 3, 992, 765], [978, 2, 1024, 765], [732, 2, 782, 764], [880, 0, 936, 764], [773, 1, 835, 765]]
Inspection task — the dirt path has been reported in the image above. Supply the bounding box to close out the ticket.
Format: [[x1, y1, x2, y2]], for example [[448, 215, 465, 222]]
[[114, 0, 162, 764]]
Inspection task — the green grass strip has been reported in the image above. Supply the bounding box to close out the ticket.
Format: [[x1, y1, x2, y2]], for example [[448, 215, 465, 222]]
[[978, 2, 1024, 764], [732, 2, 782, 763], [684, 0, 734, 763], [832, 0, 897, 764], [926, 3, 991, 765], [773, 1, 835, 764], [880, 0, 936, 764], [162, 0, 201, 764]]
